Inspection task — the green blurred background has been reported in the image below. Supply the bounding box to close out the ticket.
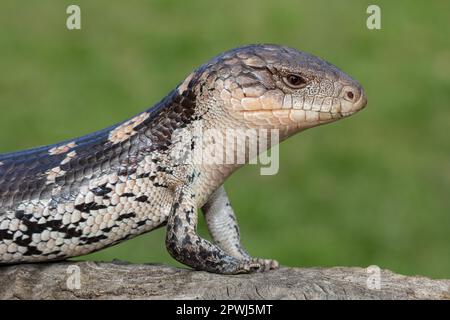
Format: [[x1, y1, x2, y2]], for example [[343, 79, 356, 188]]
[[0, 0, 449, 278]]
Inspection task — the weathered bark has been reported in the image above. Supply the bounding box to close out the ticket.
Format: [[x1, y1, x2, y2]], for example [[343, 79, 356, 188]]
[[0, 261, 448, 300]]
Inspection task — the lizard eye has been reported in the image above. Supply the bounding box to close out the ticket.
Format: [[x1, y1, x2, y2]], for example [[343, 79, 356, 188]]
[[283, 74, 307, 89]]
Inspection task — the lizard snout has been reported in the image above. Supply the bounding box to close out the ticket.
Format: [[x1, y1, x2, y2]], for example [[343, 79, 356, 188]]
[[340, 84, 367, 116]]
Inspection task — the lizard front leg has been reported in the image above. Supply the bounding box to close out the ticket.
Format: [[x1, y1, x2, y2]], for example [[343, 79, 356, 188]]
[[165, 187, 261, 274], [202, 185, 279, 272]]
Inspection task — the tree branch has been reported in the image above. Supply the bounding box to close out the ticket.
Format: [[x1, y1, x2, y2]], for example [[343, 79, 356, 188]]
[[0, 261, 448, 299]]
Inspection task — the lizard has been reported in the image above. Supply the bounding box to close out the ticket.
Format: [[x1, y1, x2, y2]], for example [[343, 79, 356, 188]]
[[0, 44, 367, 274]]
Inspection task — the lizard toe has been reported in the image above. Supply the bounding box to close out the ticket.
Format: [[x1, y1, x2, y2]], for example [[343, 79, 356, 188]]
[[249, 258, 280, 272], [235, 262, 261, 274]]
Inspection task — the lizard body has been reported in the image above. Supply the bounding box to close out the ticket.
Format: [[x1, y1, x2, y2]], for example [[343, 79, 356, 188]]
[[0, 44, 367, 274]]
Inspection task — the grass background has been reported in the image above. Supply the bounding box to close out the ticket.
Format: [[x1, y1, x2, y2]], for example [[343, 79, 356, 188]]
[[0, 0, 449, 278]]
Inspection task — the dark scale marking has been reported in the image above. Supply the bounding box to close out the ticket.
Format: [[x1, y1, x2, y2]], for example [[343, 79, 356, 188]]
[[173, 216, 182, 232], [135, 195, 148, 203], [116, 160, 130, 176], [79, 216, 88, 223], [166, 233, 178, 254], [187, 173, 195, 183], [23, 246, 43, 256], [19, 214, 83, 241], [181, 234, 191, 247], [75, 202, 107, 213], [61, 226, 83, 238], [101, 226, 113, 233], [117, 212, 136, 221], [14, 235, 33, 247], [121, 193, 135, 198], [136, 220, 147, 227], [79, 234, 108, 245], [185, 209, 192, 224], [0, 229, 14, 240], [118, 166, 137, 176], [15, 210, 25, 219], [21, 218, 49, 234], [91, 185, 112, 197]]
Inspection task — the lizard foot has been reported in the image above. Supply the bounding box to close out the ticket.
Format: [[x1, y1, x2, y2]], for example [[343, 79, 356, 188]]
[[235, 261, 262, 274]]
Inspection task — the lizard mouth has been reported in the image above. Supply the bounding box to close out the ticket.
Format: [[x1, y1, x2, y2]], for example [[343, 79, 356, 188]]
[[236, 109, 341, 123]]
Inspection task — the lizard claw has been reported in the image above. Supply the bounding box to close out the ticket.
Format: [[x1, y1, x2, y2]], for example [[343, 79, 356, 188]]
[[234, 258, 279, 273], [247, 258, 279, 272]]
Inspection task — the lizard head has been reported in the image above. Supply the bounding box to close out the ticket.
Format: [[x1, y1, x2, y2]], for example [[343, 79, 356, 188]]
[[186, 44, 367, 138]]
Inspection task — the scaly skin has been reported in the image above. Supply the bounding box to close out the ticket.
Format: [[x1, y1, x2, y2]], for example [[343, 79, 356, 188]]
[[0, 44, 367, 274]]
